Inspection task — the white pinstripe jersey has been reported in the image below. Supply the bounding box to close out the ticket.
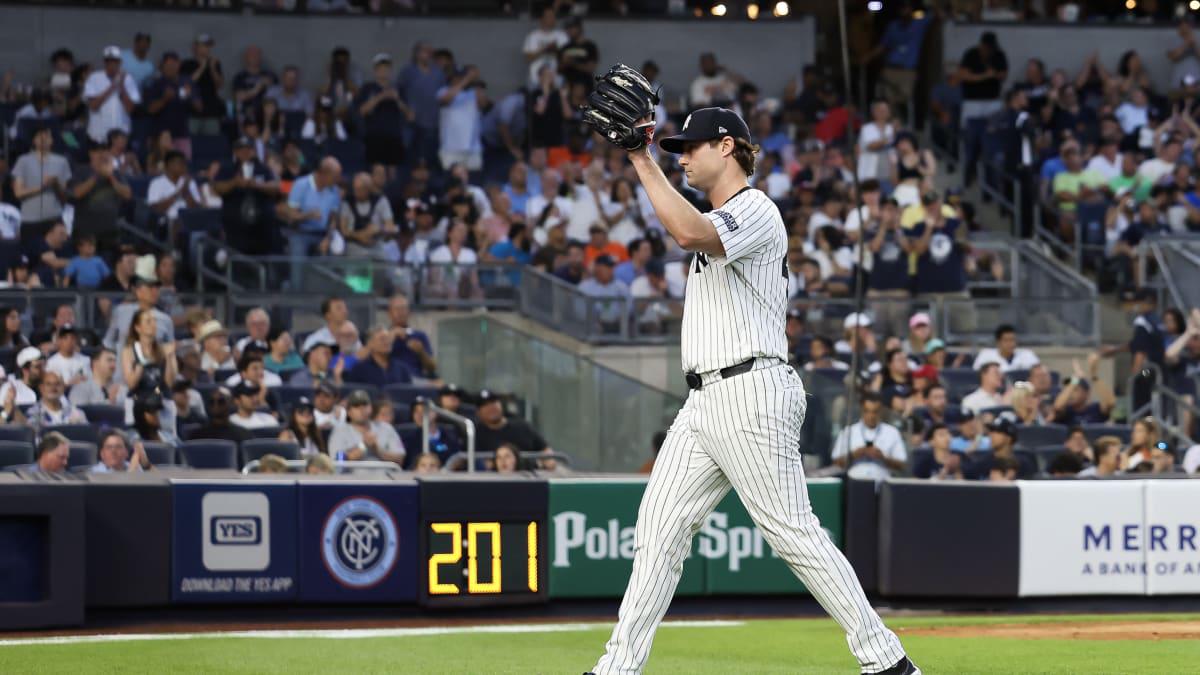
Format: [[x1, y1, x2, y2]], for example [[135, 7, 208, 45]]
[[681, 186, 789, 374]]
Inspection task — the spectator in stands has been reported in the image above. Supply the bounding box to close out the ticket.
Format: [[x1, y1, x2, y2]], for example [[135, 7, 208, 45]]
[[1124, 416, 1169, 472], [1087, 135, 1123, 183], [303, 297, 351, 354], [180, 34, 225, 136], [970, 415, 1034, 480], [105, 274, 172, 351], [225, 351, 283, 390], [312, 381, 345, 431], [413, 452, 441, 474], [1052, 355, 1115, 425], [437, 65, 484, 171], [474, 389, 551, 460], [857, 100, 896, 183], [1, 346, 45, 411], [172, 380, 206, 427], [26, 370, 87, 433], [144, 52, 194, 158], [92, 429, 149, 473], [12, 126, 71, 232], [584, 225, 628, 268], [866, 1, 930, 116], [147, 151, 201, 234], [436, 383, 464, 417], [1052, 140, 1106, 225], [558, 17, 598, 91], [357, 53, 412, 167], [901, 312, 932, 358], [329, 389, 406, 463], [553, 240, 586, 284], [190, 387, 252, 444], [491, 442, 522, 474], [212, 136, 280, 256], [909, 191, 968, 302], [122, 306, 176, 407], [912, 424, 965, 480], [264, 327, 303, 375], [961, 362, 1007, 415], [386, 293, 436, 379], [1008, 381, 1045, 426], [579, 255, 630, 332], [339, 172, 395, 258], [291, 337, 338, 388], [232, 45, 276, 117], [70, 348, 126, 406], [234, 308, 271, 357], [267, 66, 312, 115], [119, 32, 154, 88], [346, 326, 412, 387], [70, 142, 132, 253], [410, 396, 463, 461], [959, 32, 1008, 187], [1062, 425, 1095, 464], [28, 221, 70, 287], [1078, 435, 1123, 478], [282, 157, 343, 287], [108, 129, 142, 178], [98, 245, 137, 301], [304, 453, 334, 474], [487, 222, 534, 267], [21, 432, 69, 474], [973, 324, 1041, 372], [280, 397, 326, 457], [985, 455, 1019, 482], [197, 319, 234, 373], [690, 52, 741, 108], [523, 5, 568, 87], [301, 96, 347, 144], [46, 324, 88, 386], [804, 336, 847, 372], [62, 234, 110, 291], [832, 392, 907, 480], [228, 381, 277, 430], [84, 46, 139, 145], [133, 393, 178, 447], [871, 348, 913, 396], [399, 42, 446, 169]]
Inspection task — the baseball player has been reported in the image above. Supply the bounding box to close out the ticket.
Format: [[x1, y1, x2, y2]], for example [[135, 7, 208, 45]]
[[580, 66, 917, 675]]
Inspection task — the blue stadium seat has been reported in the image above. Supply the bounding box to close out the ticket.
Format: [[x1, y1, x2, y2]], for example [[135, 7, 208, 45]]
[[0, 425, 34, 445], [179, 208, 223, 237], [79, 404, 127, 429], [326, 138, 366, 175], [241, 439, 300, 464], [127, 175, 151, 200], [248, 425, 283, 440], [383, 384, 439, 406], [68, 442, 98, 469], [1016, 424, 1069, 447], [283, 111, 306, 139], [0, 440, 34, 469], [52, 424, 99, 445], [940, 368, 978, 398], [394, 423, 423, 457], [1082, 424, 1132, 444], [141, 442, 177, 466], [190, 134, 230, 171], [180, 440, 239, 469]]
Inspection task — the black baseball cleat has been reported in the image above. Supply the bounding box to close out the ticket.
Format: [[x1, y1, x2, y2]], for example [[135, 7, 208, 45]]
[[865, 656, 921, 675]]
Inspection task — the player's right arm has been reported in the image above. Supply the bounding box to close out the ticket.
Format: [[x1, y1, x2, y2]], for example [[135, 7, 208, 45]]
[[628, 149, 725, 257]]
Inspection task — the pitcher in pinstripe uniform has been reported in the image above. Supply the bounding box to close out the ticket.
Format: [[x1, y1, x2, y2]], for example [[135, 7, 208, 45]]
[[588, 108, 918, 675]]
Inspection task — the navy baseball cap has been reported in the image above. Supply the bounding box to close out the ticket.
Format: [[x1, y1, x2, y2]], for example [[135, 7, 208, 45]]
[[659, 107, 752, 154]]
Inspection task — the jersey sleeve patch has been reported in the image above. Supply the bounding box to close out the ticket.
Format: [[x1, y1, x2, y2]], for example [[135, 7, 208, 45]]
[[712, 209, 738, 232]]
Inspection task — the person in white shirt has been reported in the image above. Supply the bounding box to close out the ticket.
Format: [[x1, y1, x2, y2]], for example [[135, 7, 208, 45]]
[[972, 324, 1041, 372], [437, 66, 485, 171], [1137, 135, 1181, 187], [45, 325, 90, 386], [832, 393, 907, 480], [228, 381, 278, 430], [84, 46, 141, 144], [525, 169, 572, 234], [961, 362, 1008, 414], [0, 202, 19, 241], [26, 371, 88, 432], [522, 6, 568, 87], [428, 220, 479, 265], [1085, 136, 1122, 182], [857, 100, 895, 181], [1114, 87, 1150, 136], [689, 52, 741, 107], [0, 347, 45, 413], [224, 351, 284, 389], [146, 150, 202, 226], [312, 382, 346, 431]]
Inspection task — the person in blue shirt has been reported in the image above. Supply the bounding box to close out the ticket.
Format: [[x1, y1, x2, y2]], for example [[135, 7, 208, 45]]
[[398, 42, 446, 169], [866, 2, 931, 116], [385, 293, 437, 378], [614, 238, 652, 286], [121, 32, 156, 89], [485, 222, 533, 288], [282, 157, 342, 290], [345, 325, 413, 387], [502, 162, 531, 215], [64, 233, 110, 289]]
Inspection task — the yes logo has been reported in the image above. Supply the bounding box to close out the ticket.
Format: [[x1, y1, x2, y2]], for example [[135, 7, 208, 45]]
[[202, 492, 271, 571]]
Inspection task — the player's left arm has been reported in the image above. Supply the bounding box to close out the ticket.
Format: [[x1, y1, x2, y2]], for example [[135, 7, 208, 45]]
[[628, 149, 725, 257]]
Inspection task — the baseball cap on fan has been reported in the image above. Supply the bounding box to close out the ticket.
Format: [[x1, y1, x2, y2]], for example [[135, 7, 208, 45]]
[[658, 107, 751, 154]]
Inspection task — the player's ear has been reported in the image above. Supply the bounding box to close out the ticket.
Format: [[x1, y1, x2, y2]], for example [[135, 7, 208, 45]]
[[720, 136, 734, 157]]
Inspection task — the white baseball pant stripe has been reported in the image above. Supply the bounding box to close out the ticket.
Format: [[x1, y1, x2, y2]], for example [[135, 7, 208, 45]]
[[594, 362, 907, 674]]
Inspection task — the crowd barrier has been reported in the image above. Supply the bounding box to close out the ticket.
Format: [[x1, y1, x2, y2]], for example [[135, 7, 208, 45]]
[[1, 473, 1198, 630]]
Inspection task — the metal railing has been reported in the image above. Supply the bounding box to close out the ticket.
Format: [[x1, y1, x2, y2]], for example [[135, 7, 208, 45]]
[[1126, 362, 1198, 449], [421, 402, 477, 474], [241, 459, 402, 474], [194, 235, 268, 293], [1139, 236, 1200, 311]]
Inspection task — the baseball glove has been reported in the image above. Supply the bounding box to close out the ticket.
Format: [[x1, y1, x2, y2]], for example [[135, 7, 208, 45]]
[[581, 63, 660, 151]]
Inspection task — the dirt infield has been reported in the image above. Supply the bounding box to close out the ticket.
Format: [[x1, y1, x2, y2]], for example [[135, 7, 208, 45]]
[[901, 620, 1200, 641]]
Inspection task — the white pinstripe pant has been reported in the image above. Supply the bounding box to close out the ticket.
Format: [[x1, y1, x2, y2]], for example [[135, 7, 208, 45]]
[[594, 361, 907, 674]]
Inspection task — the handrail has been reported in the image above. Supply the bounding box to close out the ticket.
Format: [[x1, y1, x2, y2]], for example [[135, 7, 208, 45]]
[[422, 402, 477, 475], [241, 458, 402, 474], [1017, 239, 1097, 294], [440, 450, 575, 472], [194, 235, 267, 292], [118, 221, 170, 253]]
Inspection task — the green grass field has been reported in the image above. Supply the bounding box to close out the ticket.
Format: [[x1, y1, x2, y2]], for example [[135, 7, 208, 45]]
[[2, 613, 1198, 674]]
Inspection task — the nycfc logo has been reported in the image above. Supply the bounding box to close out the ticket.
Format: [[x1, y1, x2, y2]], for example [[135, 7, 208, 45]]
[[321, 497, 398, 588]]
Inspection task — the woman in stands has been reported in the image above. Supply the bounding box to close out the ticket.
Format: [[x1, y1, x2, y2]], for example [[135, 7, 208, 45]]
[[1123, 417, 1170, 472], [1009, 381, 1045, 425], [871, 348, 912, 393], [279, 397, 327, 457], [301, 96, 347, 144], [493, 442, 521, 474], [132, 393, 179, 447], [144, 130, 175, 177], [889, 131, 935, 208], [122, 308, 177, 421], [0, 306, 29, 350], [263, 326, 303, 374]]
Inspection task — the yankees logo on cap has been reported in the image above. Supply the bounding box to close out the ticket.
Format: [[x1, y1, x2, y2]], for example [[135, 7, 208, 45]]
[[659, 107, 751, 154]]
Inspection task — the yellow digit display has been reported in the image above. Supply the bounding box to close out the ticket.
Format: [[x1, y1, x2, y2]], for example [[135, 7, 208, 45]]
[[428, 522, 462, 595], [527, 521, 539, 592], [467, 522, 502, 594]]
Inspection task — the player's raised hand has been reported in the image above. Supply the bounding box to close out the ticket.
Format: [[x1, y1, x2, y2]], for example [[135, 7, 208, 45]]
[[581, 63, 659, 151]]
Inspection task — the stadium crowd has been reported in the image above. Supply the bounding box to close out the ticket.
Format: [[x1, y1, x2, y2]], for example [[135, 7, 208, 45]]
[[0, 2, 1197, 477]]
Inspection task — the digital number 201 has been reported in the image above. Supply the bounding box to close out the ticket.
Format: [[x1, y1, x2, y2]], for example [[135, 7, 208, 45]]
[[428, 521, 539, 595]]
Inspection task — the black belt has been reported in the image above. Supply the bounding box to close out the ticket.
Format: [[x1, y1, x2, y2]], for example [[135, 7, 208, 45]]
[[685, 358, 757, 391]]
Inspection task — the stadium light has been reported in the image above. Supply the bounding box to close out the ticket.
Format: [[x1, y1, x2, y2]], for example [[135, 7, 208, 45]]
[[868, 1, 883, 11], [747, 2, 760, 19], [712, 3, 727, 17], [774, 1, 790, 17], [1191, 0, 1199, 10], [1125, 0, 1136, 9]]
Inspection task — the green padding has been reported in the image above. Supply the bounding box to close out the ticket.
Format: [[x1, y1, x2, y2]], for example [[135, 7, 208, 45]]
[[344, 274, 372, 293], [547, 479, 842, 598]]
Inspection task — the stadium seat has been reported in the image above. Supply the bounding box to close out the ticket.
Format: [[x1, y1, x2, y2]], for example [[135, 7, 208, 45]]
[[190, 134, 230, 171], [940, 368, 978, 398], [241, 439, 300, 464], [141, 442, 177, 466], [179, 208, 223, 238], [394, 423, 423, 457], [68, 442, 98, 469], [79, 404, 127, 428], [392, 403, 412, 424], [1031, 446, 1066, 472], [0, 440, 34, 469], [214, 368, 238, 383], [0, 425, 34, 445], [909, 448, 933, 476], [326, 138, 366, 175], [338, 383, 380, 402], [1082, 424, 1132, 444], [180, 440, 239, 469], [1016, 424, 1069, 447], [384, 384, 439, 406], [248, 425, 283, 440], [180, 423, 203, 442], [283, 111, 306, 139], [52, 424, 100, 445]]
